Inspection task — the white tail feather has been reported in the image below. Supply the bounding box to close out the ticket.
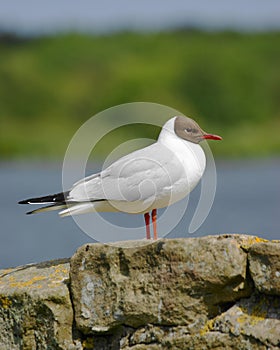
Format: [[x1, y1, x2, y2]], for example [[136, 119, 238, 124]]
[[28, 204, 67, 215], [59, 203, 95, 217]]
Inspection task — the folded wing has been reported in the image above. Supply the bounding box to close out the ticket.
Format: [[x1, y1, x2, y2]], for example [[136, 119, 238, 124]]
[[68, 143, 184, 203]]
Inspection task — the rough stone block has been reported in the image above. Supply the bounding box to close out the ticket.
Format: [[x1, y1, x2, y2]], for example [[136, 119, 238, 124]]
[[209, 293, 280, 349], [70, 235, 253, 334], [249, 241, 280, 295], [0, 259, 76, 350]]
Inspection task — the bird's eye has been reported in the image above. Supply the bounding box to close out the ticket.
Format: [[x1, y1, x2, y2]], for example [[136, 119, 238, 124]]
[[185, 128, 192, 133]]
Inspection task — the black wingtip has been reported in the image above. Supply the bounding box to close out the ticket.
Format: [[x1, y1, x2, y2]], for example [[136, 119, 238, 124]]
[[19, 200, 29, 204], [18, 191, 69, 205]]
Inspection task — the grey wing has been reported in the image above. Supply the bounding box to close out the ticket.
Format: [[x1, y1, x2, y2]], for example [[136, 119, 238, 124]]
[[68, 143, 183, 202]]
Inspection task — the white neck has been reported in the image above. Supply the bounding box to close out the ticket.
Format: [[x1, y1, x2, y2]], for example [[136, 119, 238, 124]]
[[158, 117, 206, 179]]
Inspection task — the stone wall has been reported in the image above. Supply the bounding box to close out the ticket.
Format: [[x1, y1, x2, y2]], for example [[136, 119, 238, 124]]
[[0, 234, 279, 349]]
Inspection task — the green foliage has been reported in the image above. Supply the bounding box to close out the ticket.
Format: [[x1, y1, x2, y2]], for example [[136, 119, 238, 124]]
[[0, 31, 280, 158]]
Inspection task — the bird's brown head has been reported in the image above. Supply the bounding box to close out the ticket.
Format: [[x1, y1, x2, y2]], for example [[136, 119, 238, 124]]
[[174, 116, 222, 144]]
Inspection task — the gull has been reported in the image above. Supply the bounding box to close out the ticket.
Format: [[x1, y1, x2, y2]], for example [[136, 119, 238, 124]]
[[19, 116, 222, 240]]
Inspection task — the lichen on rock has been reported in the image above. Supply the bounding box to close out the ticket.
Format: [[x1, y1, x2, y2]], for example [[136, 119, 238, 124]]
[[0, 258, 76, 350], [0, 234, 279, 349]]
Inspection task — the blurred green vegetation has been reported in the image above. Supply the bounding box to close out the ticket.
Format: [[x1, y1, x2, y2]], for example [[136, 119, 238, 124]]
[[0, 30, 280, 159]]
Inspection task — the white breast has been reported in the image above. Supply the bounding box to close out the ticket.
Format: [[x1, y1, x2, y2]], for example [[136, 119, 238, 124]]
[[156, 118, 206, 204]]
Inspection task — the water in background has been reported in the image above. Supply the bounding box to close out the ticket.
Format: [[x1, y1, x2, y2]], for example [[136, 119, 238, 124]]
[[0, 158, 279, 269]]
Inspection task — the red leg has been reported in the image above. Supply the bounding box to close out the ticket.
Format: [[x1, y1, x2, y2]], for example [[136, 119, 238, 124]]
[[144, 212, 151, 240], [152, 209, 157, 240]]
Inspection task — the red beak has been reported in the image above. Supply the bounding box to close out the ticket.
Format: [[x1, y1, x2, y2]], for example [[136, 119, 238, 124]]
[[202, 134, 222, 141]]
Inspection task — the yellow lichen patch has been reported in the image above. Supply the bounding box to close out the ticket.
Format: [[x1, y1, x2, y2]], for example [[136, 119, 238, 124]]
[[199, 318, 215, 336], [237, 311, 265, 327], [51, 265, 69, 277], [0, 296, 12, 309], [48, 265, 69, 285], [238, 299, 267, 327], [9, 275, 46, 289], [254, 237, 267, 243], [239, 236, 268, 251], [55, 266, 69, 275], [251, 301, 268, 320]]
